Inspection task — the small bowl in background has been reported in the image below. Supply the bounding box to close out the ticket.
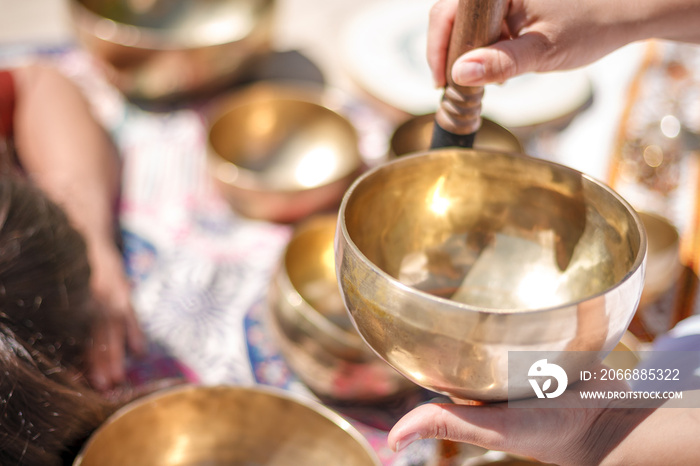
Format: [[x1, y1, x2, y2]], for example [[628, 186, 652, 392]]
[[206, 83, 364, 223], [602, 331, 642, 371], [74, 385, 381, 466], [267, 214, 418, 402], [389, 113, 523, 158], [637, 211, 682, 307], [69, 0, 276, 101]]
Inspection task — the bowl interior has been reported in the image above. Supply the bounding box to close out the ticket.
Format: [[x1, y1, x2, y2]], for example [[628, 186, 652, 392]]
[[74, 385, 379, 466], [390, 113, 523, 158], [343, 149, 645, 311], [208, 87, 361, 191], [640, 211, 679, 255], [75, 0, 270, 45]]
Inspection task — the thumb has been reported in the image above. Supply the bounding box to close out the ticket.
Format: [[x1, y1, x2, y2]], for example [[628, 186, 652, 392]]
[[451, 32, 551, 86], [388, 402, 513, 453]]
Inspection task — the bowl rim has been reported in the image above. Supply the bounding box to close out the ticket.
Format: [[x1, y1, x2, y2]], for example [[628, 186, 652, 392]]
[[337, 147, 648, 315], [69, 0, 274, 49], [73, 384, 382, 466], [389, 112, 524, 157], [637, 210, 681, 252]]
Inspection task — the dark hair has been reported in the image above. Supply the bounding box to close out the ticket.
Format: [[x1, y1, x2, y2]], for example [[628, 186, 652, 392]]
[[0, 175, 116, 465]]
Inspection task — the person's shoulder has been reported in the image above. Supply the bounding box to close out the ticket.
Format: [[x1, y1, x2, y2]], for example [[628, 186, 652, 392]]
[[0, 69, 16, 139]]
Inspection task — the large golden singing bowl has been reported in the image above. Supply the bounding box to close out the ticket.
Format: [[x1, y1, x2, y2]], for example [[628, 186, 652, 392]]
[[207, 84, 363, 223], [69, 0, 276, 101], [268, 215, 418, 402], [389, 113, 523, 158], [336, 149, 647, 401], [74, 385, 380, 466]]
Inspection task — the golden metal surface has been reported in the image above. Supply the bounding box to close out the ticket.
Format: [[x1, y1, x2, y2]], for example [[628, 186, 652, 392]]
[[206, 84, 363, 223], [602, 331, 641, 372], [336, 149, 647, 401], [637, 211, 682, 307], [268, 215, 419, 402], [74, 385, 381, 466], [389, 113, 523, 158], [69, 0, 276, 100]]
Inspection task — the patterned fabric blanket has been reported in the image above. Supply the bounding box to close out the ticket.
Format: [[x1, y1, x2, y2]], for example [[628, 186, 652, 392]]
[[0, 43, 438, 465]]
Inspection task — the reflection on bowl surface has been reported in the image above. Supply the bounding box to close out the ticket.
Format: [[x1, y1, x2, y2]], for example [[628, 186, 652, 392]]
[[207, 84, 363, 223], [70, 0, 276, 100], [76, 0, 265, 43], [336, 148, 646, 401], [268, 215, 419, 401], [74, 385, 381, 466]]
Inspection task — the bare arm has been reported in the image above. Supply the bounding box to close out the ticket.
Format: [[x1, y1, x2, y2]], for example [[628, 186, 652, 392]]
[[428, 0, 700, 87], [13, 64, 119, 248], [12, 63, 145, 391], [599, 396, 700, 465]]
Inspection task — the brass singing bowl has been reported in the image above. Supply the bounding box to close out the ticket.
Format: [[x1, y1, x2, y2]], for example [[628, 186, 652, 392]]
[[603, 331, 642, 372], [268, 215, 419, 402], [69, 0, 276, 101], [389, 113, 523, 158], [73, 385, 381, 466], [336, 148, 647, 401], [207, 84, 363, 223], [637, 211, 682, 307]]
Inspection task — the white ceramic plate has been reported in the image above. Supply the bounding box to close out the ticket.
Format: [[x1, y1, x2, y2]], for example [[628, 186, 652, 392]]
[[341, 0, 593, 127]]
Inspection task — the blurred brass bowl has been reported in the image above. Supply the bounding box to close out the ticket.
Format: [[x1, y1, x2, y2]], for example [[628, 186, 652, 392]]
[[389, 113, 523, 158], [268, 214, 419, 402], [74, 385, 381, 466], [336, 148, 646, 401], [602, 330, 642, 371], [637, 211, 682, 307], [206, 84, 363, 223], [69, 0, 276, 101]]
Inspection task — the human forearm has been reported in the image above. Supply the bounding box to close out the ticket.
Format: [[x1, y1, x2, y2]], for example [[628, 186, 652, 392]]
[[623, 0, 700, 45], [12, 64, 120, 253], [598, 392, 700, 465], [12, 64, 144, 390]]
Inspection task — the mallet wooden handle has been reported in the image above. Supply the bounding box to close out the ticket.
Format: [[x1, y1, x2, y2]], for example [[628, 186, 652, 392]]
[[431, 0, 507, 149]]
